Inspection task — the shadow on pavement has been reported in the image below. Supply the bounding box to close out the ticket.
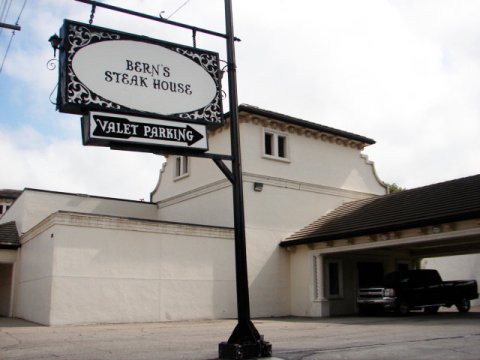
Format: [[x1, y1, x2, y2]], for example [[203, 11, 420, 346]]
[[0, 317, 42, 328]]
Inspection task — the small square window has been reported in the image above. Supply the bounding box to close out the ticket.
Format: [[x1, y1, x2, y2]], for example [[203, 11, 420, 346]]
[[174, 156, 189, 179], [263, 130, 289, 161]]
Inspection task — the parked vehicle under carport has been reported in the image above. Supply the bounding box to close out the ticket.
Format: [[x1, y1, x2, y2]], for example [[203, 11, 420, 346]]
[[357, 269, 479, 315]]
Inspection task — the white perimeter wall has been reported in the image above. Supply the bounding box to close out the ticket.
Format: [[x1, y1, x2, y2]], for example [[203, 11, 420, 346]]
[[1, 190, 159, 234], [14, 230, 54, 325], [14, 212, 236, 326]]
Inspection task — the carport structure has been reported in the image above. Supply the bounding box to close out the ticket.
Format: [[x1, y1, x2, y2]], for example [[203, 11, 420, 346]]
[[280, 174, 480, 316], [0, 221, 20, 317]]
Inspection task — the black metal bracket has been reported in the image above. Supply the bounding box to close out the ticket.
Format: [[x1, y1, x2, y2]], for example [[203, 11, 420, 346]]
[[0, 22, 21, 31], [89, 4, 96, 25], [109, 143, 230, 159], [109, 143, 235, 181], [213, 158, 234, 184], [74, 0, 241, 42]]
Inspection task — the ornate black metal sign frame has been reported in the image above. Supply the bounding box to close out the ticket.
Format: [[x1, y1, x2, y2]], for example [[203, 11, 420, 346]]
[[57, 19, 223, 128]]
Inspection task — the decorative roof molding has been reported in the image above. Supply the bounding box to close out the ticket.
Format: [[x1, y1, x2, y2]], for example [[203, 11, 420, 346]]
[[156, 172, 376, 210], [306, 225, 480, 255], [21, 211, 234, 245], [150, 161, 167, 202], [22, 187, 154, 204], [243, 173, 378, 200], [361, 154, 387, 191], [211, 104, 375, 150], [157, 179, 231, 208]]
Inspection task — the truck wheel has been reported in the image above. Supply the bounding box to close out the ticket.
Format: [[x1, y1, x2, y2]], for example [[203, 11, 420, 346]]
[[396, 299, 409, 316], [456, 298, 470, 313]]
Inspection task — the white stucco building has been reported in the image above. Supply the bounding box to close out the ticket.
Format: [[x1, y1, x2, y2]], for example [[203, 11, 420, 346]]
[[1, 105, 479, 325]]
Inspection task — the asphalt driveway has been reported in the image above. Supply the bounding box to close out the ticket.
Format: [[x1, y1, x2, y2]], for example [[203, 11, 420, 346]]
[[1, 307, 479, 360]]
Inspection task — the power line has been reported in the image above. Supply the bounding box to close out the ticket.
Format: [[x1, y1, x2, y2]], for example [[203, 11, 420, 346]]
[[1, 0, 13, 21], [15, 0, 26, 24], [0, 26, 14, 72], [0, 0, 27, 74], [167, 0, 192, 19], [0, 0, 13, 37]]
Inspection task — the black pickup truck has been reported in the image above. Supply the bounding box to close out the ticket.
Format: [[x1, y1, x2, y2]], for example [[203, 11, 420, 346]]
[[357, 269, 478, 315]]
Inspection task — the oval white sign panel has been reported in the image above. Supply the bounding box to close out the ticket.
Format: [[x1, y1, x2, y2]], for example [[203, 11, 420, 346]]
[[72, 40, 217, 115]]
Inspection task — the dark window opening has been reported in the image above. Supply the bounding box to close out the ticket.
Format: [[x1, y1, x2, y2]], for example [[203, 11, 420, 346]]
[[328, 262, 340, 296], [265, 132, 273, 155], [278, 135, 286, 158]]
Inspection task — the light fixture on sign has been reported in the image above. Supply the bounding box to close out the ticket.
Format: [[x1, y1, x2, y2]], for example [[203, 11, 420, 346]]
[[253, 182, 263, 192], [48, 34, 62, 57]]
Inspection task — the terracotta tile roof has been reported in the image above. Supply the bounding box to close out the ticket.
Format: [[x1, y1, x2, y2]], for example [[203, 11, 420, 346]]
[[281, 174, 480, 247], [0, 221, 20, 249]]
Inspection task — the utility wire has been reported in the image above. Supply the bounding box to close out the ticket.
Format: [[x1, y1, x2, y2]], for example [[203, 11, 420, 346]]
[[14, 0, 26, 25], [167, 0, 192, 19], [0, 26, 13, 72], [0, 0, 13, 37], [0, 0, 12, 21], [0, 0, 27, 74], [1, 1, 11, 21]]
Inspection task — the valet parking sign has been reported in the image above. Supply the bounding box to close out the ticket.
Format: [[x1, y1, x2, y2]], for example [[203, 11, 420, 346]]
[[56, 20, 224, 152]]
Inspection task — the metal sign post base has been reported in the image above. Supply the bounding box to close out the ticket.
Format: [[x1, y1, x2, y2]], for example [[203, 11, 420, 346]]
[[219, 320, 272, 359], [219, 342, 272, 360]]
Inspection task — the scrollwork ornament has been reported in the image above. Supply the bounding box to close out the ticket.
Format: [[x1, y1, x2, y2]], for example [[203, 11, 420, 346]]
[[65, 24, 122, 110], [46, 58, 58, 71], [175, 47, 223, 124]]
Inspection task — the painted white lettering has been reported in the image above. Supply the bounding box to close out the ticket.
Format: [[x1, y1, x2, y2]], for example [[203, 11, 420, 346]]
[[107, 122, 116, 134], [159, 127, 166, 138], [150, 127, 158, 138], [96, 119, 109, 133], [130, 124, 139, 136], [177, 129, 186, 142], [143, 125, 152, 138]]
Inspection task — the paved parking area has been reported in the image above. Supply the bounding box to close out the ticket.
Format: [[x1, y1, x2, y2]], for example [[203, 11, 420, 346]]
[[1, 307, 479, 359]]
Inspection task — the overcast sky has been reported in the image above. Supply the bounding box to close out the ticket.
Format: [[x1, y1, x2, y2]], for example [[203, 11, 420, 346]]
[[1, 0, 479, 200]]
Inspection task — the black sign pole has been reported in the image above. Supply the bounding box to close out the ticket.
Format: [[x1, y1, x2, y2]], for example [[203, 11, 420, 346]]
[[69, 1, 272, 358], [218, 0, 271, 359]]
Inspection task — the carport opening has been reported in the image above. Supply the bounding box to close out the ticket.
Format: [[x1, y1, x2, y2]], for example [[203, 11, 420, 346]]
[[358, 262, 384, 287], [0, 263, 14, 316]]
